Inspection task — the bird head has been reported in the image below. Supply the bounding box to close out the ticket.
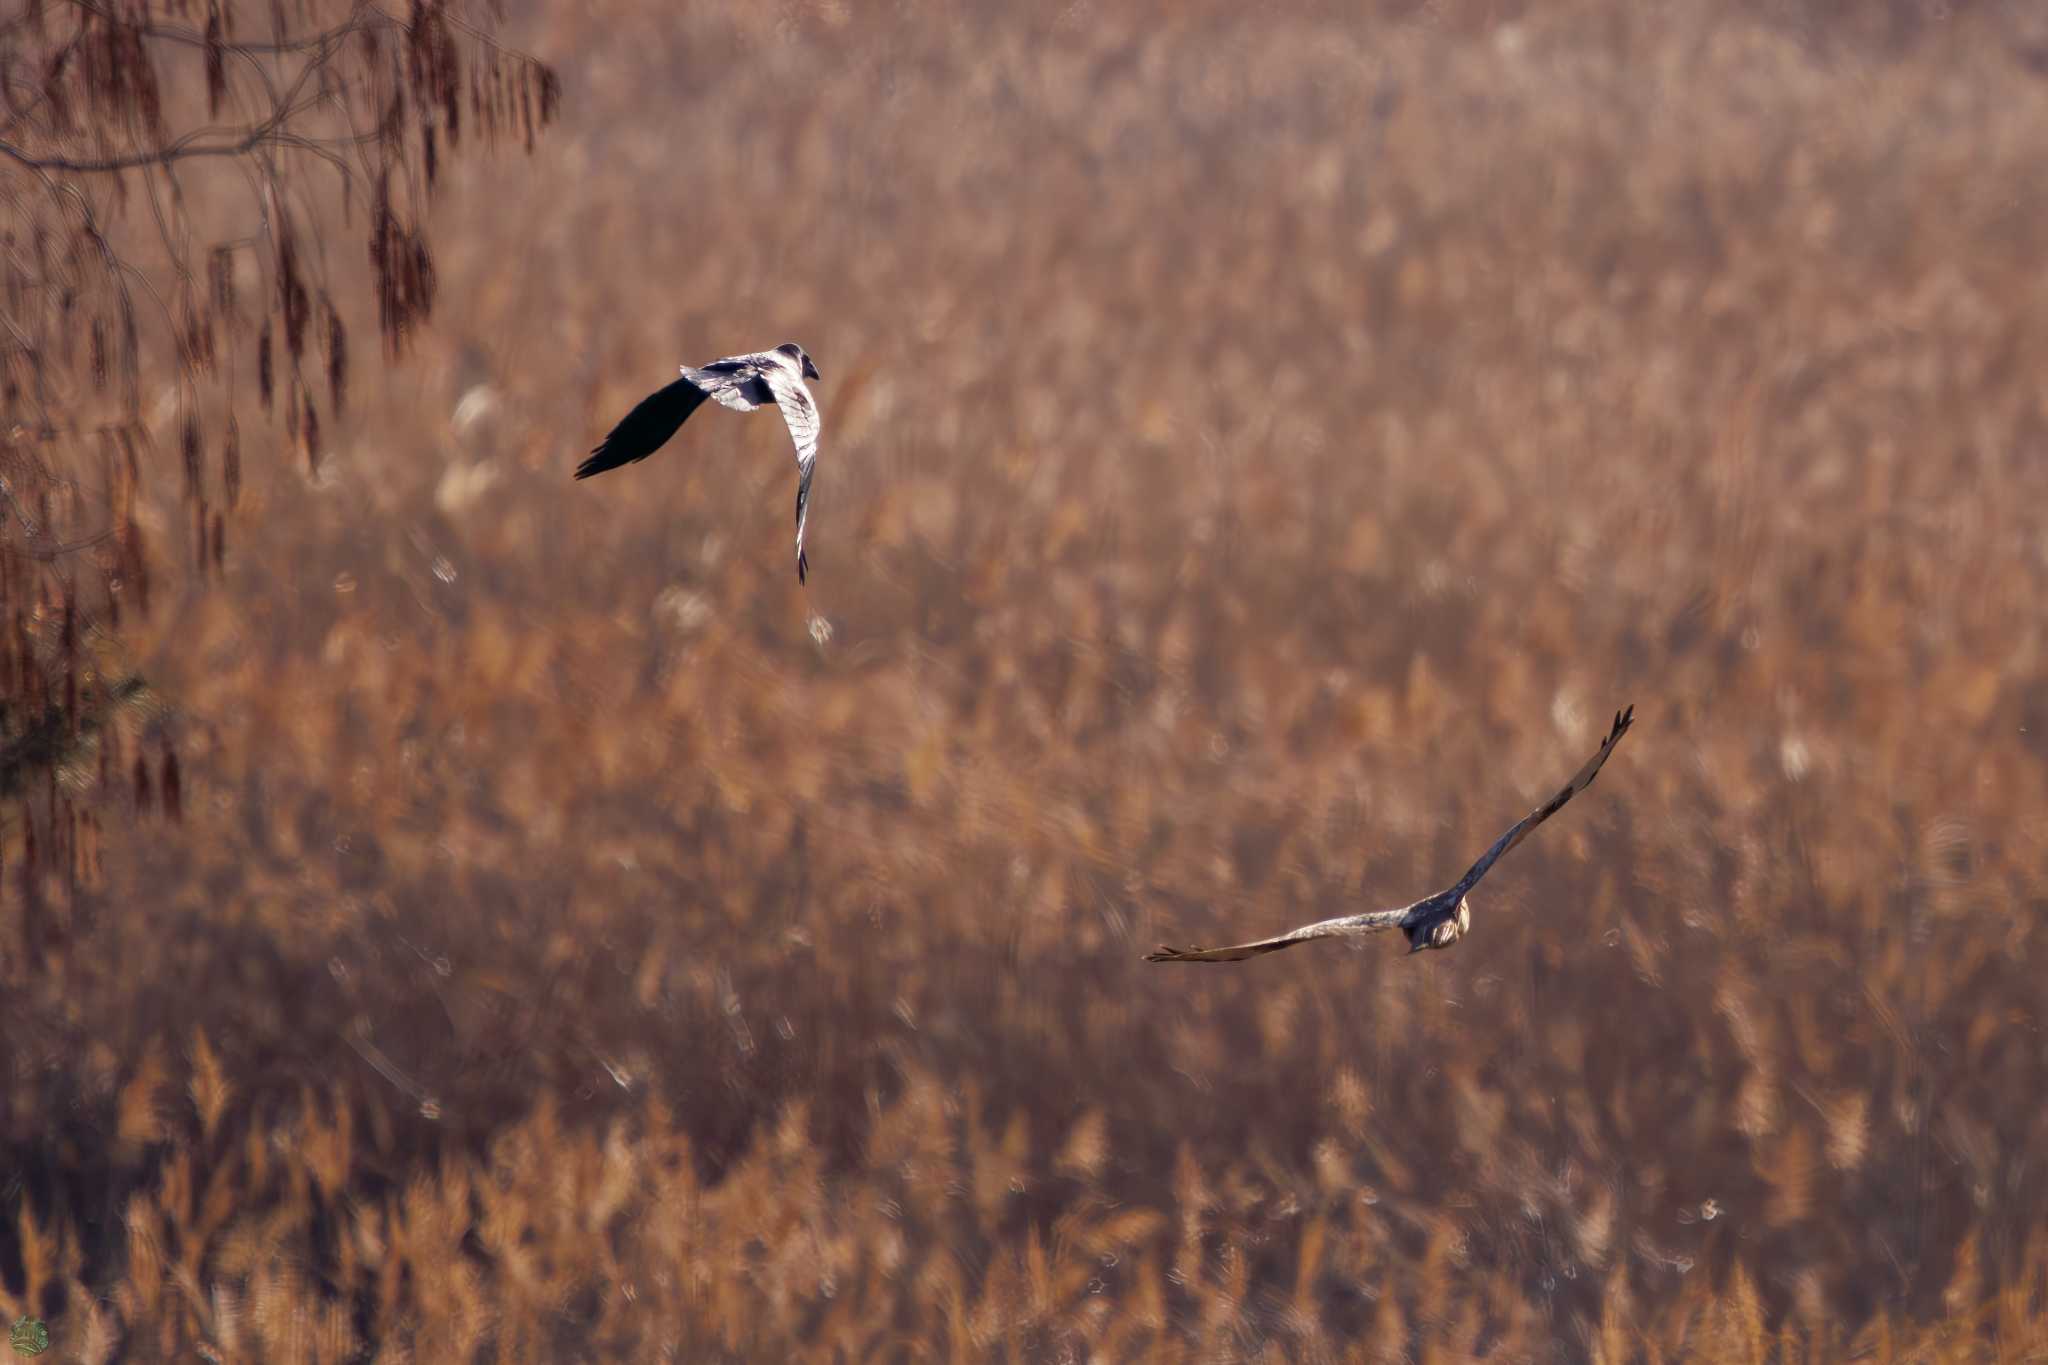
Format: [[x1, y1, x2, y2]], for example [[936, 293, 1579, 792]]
[[776, 342, 821, 381]]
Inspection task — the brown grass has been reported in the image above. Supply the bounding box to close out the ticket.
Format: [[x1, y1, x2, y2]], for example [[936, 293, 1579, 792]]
[[7, 1, 2048, 1359]]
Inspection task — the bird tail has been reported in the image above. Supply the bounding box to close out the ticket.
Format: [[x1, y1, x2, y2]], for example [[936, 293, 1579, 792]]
[[794, 460, 814, 584], [574, 378, 708, 480]]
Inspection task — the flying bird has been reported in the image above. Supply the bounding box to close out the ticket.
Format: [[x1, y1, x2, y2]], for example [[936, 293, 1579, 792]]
[[576, 342, 823, 583], [1146, 705, 1635, 964]]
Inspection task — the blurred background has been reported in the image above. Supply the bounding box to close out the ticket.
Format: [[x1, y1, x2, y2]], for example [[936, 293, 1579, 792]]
[[6, 0, 2048, 1359]]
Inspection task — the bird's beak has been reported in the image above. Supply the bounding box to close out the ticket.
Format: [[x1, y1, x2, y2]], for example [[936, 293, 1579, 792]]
[[803, 357, 821, 381]]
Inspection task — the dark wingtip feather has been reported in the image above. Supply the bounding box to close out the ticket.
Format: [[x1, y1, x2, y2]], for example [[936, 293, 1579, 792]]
[[797, 549, 809, 585], [1145, 945, 1226, 963], [574, 377, 707, 481]]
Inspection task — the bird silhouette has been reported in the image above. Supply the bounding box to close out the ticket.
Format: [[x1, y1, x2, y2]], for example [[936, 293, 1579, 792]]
[[577, 342, 823, 583], [1146, 706, 1635, 963]]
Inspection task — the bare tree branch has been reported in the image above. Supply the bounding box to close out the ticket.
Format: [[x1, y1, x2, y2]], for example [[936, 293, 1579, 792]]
[[1, 0, 561, 850]]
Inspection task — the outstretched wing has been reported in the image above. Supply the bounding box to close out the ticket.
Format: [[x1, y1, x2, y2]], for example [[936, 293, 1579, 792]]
[[575, 378, 710, 479], [761, 364, 821, 584], [1447, 704, 1635, 900], [686, 356, 776, 413], [1145, 906, 1412, 964]]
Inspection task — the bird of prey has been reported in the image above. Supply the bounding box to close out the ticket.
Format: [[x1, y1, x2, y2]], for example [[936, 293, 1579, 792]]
[[1146, 705, 1634, 963], [576, 342, 823, 583]]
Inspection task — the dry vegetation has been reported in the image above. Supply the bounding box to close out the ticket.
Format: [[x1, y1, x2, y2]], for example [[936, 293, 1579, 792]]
[[7, 0, 2048, 1359]]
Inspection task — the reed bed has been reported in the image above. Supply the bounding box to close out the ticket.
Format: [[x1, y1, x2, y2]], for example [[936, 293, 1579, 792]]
[[5, 1, 2047, 1358]]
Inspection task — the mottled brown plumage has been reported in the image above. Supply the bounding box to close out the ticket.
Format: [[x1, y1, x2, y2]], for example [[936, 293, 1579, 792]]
[[1146, 706, 1634, 963]]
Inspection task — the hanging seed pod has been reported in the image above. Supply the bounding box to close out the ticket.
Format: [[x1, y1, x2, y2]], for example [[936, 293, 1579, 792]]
[[411, 231, 437, 328], [212, 246, 236, 319], [325, 297, 348, 414], [538, 65, 561, 126], [386, 58, 408, 153], [442, 30, 462, 148], [279, 223, 310, 364], [82, 15, 112, 121], [204, 8, 226, 115], [289, 277, 310, 363], [133, 751, 153, 814], [406, 0, 426, 92], [195, 299, 216, 370], [258, 316, 274, 413], [160, 741, 182, 822], [302, 392, 320, 472], [223, 418, 241, 510], [181, 415, 202, 499], [118, 290, 139, 403], [369, 174, 397, 347], [134, 23, 165, 137]]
